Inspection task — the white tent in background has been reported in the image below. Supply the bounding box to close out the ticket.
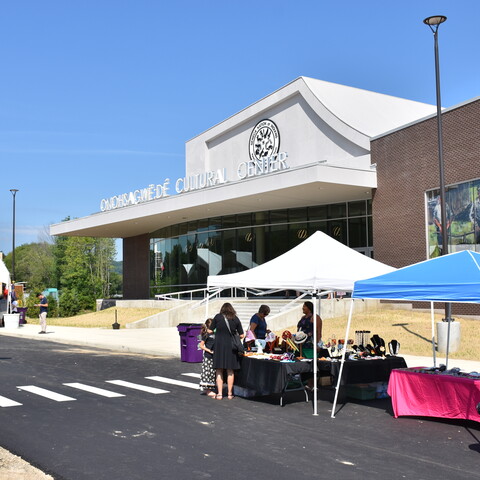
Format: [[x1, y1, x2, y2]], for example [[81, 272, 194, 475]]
[[208, 231, 395, 292], [0, 258, 12, 314], [207, 231, 396, 415], [0, 258, 10, 287]]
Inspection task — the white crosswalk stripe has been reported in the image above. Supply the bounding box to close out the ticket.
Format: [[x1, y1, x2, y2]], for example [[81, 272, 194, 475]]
[[0, 395, 22, 408], [63, 383, 125, 398], [146, 376, 199, 389], [105, 380, 169, 394], [17, 386, 76, 402], [2, 373, 200, 407]]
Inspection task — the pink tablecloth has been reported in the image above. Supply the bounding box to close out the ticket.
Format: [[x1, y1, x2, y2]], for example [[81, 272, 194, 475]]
[[388, 369, 480, 422]]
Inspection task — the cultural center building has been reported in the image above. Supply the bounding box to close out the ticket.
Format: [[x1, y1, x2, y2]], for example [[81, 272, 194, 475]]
[[50, 77, 480, 314]]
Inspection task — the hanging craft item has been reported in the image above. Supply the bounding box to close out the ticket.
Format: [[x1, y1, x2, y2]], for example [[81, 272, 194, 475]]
[[265, 331, 278, 353], [265, 331, 276, 343], [293, 331, 307, 344], [245, 329, 256, 342], [287, 338, 299, 352], [388, 339, 400, 356], [370, 335, 386, 356], [282, 330, 292, 341]]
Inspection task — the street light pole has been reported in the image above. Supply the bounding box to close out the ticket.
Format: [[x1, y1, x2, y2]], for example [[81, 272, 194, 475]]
[[9, 189, 19, 282], [424, 15, 453, 364], [424, 15, 448, 256]]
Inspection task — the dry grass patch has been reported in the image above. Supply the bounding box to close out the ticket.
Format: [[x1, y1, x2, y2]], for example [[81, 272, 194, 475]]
[[44, 307, 165, 329], [276, 308, 480, 362]]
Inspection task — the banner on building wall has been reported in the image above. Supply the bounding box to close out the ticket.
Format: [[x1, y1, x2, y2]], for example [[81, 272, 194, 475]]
[[426, 179, 480, 257]]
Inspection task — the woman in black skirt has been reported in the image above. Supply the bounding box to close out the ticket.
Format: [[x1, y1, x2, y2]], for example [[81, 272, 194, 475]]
[[209, 302, 244, 400]]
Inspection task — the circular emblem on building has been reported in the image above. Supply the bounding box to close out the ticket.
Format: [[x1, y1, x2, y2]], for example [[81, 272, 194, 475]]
[[297, 229, 308, 240], [249, 119, 280, 161]]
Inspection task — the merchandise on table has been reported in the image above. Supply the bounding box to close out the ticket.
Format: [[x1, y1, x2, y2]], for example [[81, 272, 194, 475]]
[[402, 366, 480, 379], [235, 354, 407, 402], [244, 328, 405, 371]]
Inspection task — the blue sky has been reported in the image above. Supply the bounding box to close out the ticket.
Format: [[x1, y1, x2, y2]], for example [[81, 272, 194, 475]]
[[1, 1, 479, 260]]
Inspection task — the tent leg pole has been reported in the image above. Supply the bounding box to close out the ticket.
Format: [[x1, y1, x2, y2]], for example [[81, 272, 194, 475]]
[[431, 302, 436, 368], [331, 299, 354, 419], [313, 292, 319, 416], [446, 317, 451, 370], [206, 289, 209, 321]]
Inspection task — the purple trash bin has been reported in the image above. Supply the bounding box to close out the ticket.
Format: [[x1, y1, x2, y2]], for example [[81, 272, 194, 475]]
[[17, 307, 28, 324], [177, 323, 203, 363]]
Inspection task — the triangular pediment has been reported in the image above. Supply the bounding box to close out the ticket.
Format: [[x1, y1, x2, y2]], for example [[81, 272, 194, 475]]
[[186, 77, 435, 175]]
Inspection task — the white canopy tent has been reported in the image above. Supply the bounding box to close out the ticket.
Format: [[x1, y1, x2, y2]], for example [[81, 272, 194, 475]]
[[207, 231, 396, 415], [207, 231, 395, 292], [0, 259, 12, 314], [0, 259, 10, 287]]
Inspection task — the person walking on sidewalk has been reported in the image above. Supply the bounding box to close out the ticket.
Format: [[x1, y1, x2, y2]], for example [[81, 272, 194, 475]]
[[35, 293, 48, 334]]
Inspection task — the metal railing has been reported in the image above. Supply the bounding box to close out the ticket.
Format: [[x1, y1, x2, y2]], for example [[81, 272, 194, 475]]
[[154, 287, 211, 301], [155, 286, 274, 302]]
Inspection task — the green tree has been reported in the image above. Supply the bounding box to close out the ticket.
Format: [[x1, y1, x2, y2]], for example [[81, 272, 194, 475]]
[[52, 227, 70, 291], [109, 262, 123, 297], [58, 288, 82, 317], [56, 236, 117, 312], [4, 242, 56, 289], [26, 292, 40, 319], [47, 294, 59, 318], [4, 216, 119, 316]]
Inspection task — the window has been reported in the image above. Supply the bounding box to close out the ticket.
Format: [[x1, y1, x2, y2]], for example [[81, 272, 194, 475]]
[[149, 199, 373, 293]]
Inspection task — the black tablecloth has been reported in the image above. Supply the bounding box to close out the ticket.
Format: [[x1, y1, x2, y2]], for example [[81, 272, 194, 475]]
[[318, 356, 408, 385], [234, 356, 407, 398], [234, 356, 312, 396]]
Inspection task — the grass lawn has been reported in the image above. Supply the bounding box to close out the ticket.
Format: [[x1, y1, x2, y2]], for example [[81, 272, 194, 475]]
[[27, 307, 164, 329]]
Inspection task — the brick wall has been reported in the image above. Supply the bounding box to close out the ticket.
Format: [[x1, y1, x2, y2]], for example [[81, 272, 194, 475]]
[[371, 98, 480, 315]]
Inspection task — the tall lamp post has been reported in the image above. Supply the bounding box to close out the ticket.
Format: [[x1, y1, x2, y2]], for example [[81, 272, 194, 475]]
[[423, 15, 453, 363], [10, 189, 19, 282]]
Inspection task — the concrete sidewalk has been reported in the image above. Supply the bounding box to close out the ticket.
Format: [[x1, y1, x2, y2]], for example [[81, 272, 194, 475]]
[[0, 324, 181, 357], [1, 323, 479, 373]]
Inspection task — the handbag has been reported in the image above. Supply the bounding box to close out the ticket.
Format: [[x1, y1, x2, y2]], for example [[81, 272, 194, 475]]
[[224, 316, 245, 356]]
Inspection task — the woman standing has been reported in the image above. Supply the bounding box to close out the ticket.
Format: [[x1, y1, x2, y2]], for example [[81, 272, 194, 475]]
[[297, 300, 322, 347], [297, 300, 322, 391], [248, 304, 270, 340], [209, 302, 244, 400]]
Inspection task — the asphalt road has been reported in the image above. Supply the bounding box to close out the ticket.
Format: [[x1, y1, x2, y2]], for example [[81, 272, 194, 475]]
[[0, 336, 479, 480]]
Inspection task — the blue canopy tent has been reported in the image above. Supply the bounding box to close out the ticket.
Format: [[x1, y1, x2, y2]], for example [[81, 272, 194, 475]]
[[331, 250, 480, 418], [353, 250, 480, 303]]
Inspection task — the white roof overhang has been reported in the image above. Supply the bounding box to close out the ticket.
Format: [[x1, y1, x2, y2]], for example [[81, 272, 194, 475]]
[[51, 77, 434, 240], [49, 162, 376, 239]]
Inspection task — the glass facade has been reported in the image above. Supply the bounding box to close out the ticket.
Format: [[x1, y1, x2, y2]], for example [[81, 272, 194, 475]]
[[150, 200, 373, 295], [426, 178, 480, 257]]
